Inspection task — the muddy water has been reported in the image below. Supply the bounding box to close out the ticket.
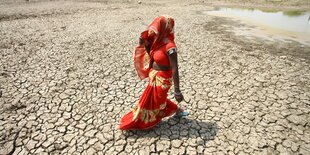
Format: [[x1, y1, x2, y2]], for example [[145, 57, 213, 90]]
[[205, 7, 310, 45]]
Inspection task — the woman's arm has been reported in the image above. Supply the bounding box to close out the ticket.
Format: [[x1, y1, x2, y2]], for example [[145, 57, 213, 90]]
[[168, 49, 184, 103]]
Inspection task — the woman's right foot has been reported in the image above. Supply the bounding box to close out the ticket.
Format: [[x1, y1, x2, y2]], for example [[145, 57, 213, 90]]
[[174, 109, 189, 117]]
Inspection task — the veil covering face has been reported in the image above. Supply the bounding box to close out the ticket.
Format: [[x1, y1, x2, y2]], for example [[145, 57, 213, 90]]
[[134, 16, 175, 80]]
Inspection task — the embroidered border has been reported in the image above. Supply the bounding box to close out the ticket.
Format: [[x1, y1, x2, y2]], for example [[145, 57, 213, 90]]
[[132, 102, 167, 124]]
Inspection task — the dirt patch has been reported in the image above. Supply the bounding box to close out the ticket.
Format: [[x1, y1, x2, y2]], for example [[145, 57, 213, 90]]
[[204, 16, 310, 63]]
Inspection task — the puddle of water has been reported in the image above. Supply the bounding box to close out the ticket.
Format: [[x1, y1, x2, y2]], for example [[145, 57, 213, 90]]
[[205, 7, 310, 45]]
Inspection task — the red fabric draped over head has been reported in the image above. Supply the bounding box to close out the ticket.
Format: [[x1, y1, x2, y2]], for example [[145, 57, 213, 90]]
[[134, 16, 175, 80]]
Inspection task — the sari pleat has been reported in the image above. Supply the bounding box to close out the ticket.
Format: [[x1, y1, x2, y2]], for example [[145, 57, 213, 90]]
[[119, 69, 178, 130]]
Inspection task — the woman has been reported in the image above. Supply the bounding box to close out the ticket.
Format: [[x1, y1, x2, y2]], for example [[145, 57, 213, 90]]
[[119, 16, 188, 130]]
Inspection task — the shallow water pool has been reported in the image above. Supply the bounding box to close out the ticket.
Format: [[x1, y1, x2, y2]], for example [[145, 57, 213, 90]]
[[205, 7, 310, 44]]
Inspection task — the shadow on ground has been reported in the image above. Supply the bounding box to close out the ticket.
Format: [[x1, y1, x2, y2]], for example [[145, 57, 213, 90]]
[[124, 117, 219, 145]]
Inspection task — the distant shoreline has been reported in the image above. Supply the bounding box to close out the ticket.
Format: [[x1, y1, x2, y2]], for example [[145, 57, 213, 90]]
[[203, 0, 310, 10], [1, 0, 309, 9]]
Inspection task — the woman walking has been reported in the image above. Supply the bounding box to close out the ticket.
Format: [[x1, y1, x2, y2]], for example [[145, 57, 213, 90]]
[[119, 16, 188, 130]]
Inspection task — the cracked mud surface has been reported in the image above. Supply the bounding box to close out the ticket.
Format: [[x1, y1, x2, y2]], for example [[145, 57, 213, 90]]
[[0, 0, 309, 154]]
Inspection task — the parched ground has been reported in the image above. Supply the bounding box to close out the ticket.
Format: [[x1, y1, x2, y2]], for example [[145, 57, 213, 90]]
[[0, 0, 309, 154]]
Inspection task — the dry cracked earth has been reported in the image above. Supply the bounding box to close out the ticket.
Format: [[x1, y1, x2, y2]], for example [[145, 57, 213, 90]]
[[0, 0, 309, 154]]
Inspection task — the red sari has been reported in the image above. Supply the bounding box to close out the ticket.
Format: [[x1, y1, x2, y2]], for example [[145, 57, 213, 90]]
[[119, 16, 178, 130]]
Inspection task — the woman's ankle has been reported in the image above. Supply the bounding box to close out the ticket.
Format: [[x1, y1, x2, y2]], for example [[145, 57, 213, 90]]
[[176, 108, 183, 114]]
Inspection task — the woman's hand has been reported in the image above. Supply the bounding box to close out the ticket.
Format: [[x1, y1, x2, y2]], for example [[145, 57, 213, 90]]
[[174, 93, 184, 103]]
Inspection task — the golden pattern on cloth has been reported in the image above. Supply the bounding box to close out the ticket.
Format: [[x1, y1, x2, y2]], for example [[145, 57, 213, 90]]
[[132, 102, 167, 123], [143, 54, 150, 70], [149, 70, 172, 89]]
